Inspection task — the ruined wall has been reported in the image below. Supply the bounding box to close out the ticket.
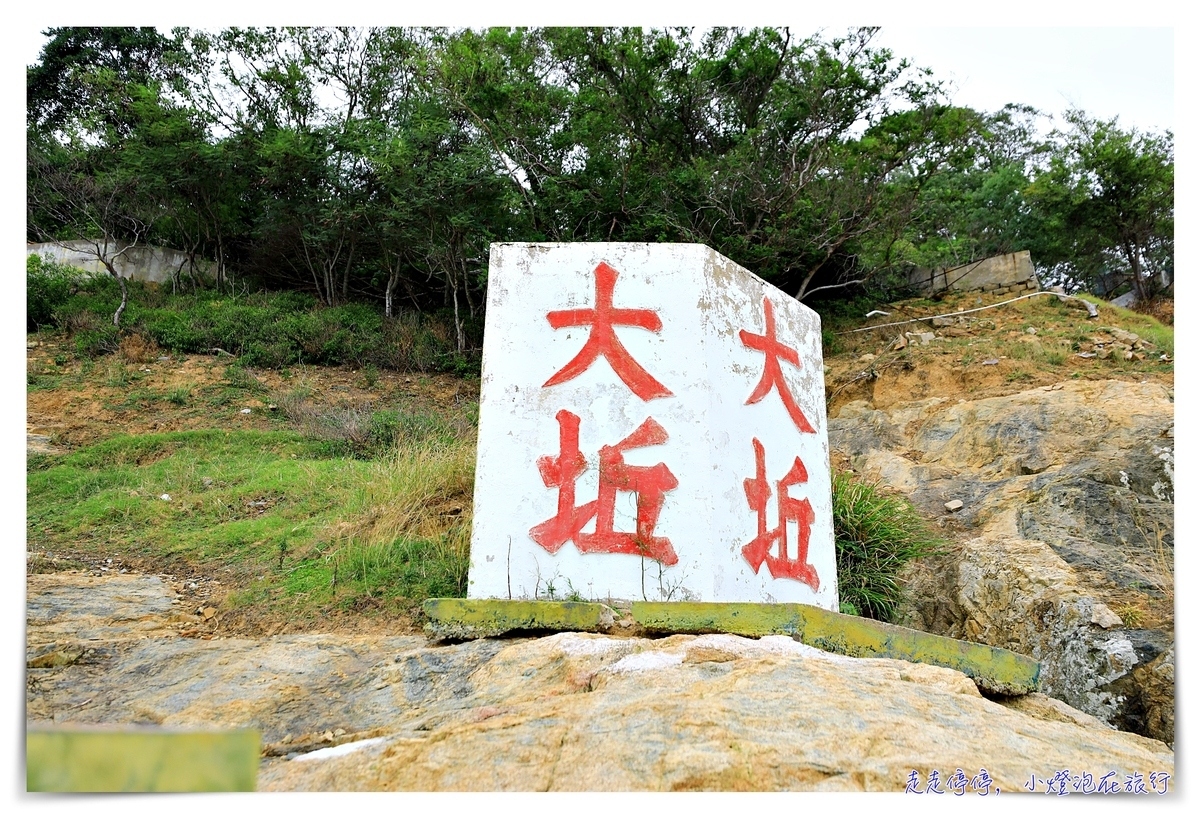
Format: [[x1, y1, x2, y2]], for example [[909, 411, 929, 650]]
[[910, 251, 1039, 297], [27, 241, 215, 285]]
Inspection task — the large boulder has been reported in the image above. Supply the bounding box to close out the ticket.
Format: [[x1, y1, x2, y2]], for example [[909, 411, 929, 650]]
[[28, 574, 1173, 792], [828, 379, 1174, 744], [257, 632, 1171, 792]]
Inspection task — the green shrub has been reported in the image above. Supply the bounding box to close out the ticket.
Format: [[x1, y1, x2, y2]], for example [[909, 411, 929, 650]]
[[27, 255, 82, 331], [832, 472, 944, 622], [43, 284, 479, 374], [142, 311, 210, 352], [74, 326, 121, 358], [239, 340, 295, 369]]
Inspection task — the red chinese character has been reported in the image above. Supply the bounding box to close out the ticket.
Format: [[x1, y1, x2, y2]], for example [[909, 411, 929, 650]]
[[543, 262, 673, 401], [742, 437, 820, 590], [530, 409, 679, 565], [739, 296, 815, 433]]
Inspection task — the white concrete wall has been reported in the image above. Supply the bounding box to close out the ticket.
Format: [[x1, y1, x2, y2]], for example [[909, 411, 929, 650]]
[[469, 243, 837, 609], [910, 251, 1039, 296], [27, 241, 215, 284]]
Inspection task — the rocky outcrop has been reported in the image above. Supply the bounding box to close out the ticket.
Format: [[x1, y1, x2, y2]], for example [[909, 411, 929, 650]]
[[27, 573, 1173, 792], [260, 631, 1172, 792], [829, 379, 1174, 744]]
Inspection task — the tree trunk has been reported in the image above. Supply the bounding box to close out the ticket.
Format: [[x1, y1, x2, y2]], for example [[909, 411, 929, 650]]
[[101, 259, 129, 327], [385, 261, 399, 319], [452, 278, 465, 354]]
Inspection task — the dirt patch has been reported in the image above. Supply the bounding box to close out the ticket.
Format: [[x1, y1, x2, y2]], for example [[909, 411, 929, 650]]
[[27, 335, 479, 451], [823, 292, 1172, 415]]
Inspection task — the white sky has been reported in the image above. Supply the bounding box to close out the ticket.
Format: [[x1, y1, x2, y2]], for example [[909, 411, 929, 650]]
[[871, 27, 1173, 135]]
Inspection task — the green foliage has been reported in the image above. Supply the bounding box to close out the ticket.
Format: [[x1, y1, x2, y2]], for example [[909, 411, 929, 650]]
[[27, 25, 1045, 319], [26, 255, 82, 331], [54, 285, 473, 373], [832, 472, 944, 622], [74, 326, 121, 358], [330, 528, 470, 601], [1025, 110, 1173, 299], [26, 402, 478, 619]]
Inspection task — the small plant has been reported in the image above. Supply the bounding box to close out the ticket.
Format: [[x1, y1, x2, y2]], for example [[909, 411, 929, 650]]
[[563, 578, 586, 602], [832, 471, 945, 622], [104, 361, 132, 387], [1115, 604, 1146, 629], [360, 365, 380, 389], [118, 333, 161, 364], [167, 385, 192, 406], [224, 364, 266, 393], [74, 326, 120, 359]]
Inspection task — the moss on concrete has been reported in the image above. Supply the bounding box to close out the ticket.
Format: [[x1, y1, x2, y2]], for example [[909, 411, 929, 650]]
[[27, 728, 260, 792], [423, 598, 616, 640], [632, 601, 1040, 695]]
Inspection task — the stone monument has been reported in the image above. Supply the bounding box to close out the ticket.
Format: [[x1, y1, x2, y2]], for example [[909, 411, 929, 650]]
[[468, 243, 837, 609]]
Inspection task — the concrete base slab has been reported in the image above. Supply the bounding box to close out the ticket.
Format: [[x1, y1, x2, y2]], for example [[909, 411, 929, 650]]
[[423, 598, 617, 640], [633, 601, 1040, 695], [423, 598, 1040, 695]]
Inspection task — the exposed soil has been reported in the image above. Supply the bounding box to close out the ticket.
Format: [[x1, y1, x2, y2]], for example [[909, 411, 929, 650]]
[[27, 335, 478, 451], [822, 292, 1172, 416]]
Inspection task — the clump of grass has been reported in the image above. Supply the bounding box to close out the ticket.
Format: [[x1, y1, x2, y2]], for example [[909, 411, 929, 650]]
[[167, 385, 192, 406], [1115, 603, 1146, 629], [276, 387, 471, 458], [104, 361, 133, 387], [329, 435, 476, 600], [118, 333, 161, 364], [832, 472, 945, 621], [223, 364, 267, 393]]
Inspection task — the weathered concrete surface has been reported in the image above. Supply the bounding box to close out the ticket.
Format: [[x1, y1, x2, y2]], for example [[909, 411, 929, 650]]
[[424, 597, 1039, 693], [829, 379, 1174, 743], [28, 573, 1173, 792], [423, 598, 617, 639], [472, 243, 836, 608], [909, 251, 1038, 295], [28, 241, 215, 284], [632, 601, 1040, 694]]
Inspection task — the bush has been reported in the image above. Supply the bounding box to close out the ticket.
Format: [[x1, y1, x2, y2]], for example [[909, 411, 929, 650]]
[[74, 326, 121, 358], [832, 472, 944, 622], [26, 255, 81, 331], [141, 310, 209, 352], [45, 283, 478, 374]]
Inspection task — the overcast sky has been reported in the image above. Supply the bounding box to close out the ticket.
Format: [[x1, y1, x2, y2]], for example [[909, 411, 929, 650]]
[[871, 27, 1173, 135]]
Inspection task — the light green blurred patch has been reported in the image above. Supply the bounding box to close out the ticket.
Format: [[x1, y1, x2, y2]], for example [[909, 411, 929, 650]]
[[26, 727, 260, 792]]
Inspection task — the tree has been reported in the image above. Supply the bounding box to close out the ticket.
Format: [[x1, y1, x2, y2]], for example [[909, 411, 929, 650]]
[[27, 139, 161, 326], [1026, 111, 1173, 300], [896, 104, 1049, 271], [28, 27, 190, 142]]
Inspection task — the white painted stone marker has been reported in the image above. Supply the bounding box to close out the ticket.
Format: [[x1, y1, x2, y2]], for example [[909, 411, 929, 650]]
[[469, 243, 837, 609]]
